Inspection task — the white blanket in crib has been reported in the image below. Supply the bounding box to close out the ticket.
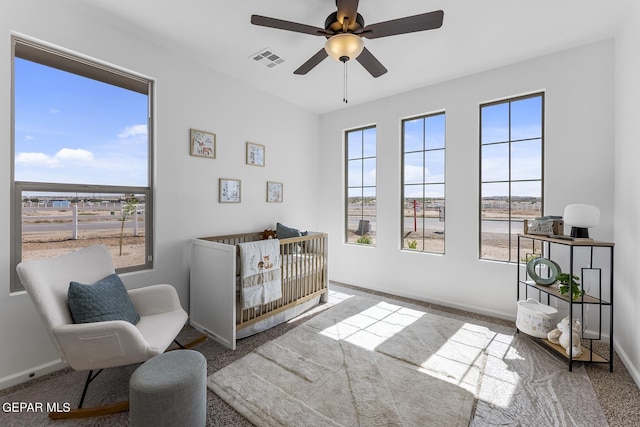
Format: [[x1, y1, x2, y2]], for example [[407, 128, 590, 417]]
[[238, 239, 282, 309]]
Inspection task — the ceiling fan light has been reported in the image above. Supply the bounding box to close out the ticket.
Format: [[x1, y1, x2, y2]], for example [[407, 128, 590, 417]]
[[324, 33, 364, 62]]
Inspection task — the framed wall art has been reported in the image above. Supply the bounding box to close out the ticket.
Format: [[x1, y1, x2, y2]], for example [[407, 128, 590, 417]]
[[219, 178, 241, 203], [190, 128, 216, 158], [246, 142, 265, 166], [267, 181, 283, 203]]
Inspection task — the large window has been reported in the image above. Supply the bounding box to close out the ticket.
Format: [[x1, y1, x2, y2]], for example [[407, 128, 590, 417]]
[[480, 93, 544, 262], [346, 126, 376, 245], [11, 38, 153, 292], [402, 112, 446, 253]]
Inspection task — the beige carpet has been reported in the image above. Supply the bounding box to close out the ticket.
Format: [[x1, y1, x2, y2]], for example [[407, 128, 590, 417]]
[[1, 284, 619, 426], [209, 294, 608, 426]]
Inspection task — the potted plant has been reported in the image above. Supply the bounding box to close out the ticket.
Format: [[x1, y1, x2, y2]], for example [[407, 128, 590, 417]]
[[356, 235, 372, 244], [556, 273, 584, 300], [521, 252, 541, 264]]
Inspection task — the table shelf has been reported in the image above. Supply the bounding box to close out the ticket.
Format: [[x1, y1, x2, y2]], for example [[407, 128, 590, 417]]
[[516, 233, 614, 372]]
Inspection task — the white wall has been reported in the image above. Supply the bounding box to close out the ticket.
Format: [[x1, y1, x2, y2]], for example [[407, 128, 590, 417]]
[[0, 0, 320, 388], [613, 3, 640, 384], [319, 40, 615, 320], [3, 0, 637, 391]]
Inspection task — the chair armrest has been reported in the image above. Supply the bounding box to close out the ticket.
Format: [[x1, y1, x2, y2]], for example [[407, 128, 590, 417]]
[[53, 321, 150, 370], [128, 284, 184, 317]]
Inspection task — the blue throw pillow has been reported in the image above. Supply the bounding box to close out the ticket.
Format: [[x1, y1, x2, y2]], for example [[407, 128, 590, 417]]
[[68, 274, 140, 325], [276, 222, 308, 239]]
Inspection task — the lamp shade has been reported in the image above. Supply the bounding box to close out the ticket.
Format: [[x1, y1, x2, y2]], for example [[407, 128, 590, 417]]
[[563, 204, 600, 227], [563, 204, 600, 238], [324, 33, 364, 62]]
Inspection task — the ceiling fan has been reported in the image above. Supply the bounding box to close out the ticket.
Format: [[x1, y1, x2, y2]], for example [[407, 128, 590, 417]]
[[250, 0, 444, 78]]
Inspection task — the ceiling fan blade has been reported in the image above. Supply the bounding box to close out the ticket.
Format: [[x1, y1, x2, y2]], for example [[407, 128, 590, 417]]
[[294, 49, 329, 75], [356, 47, 387, 78], [251, 15, 331, 36], [336, 0, 359, 26], [361, 10, 444, 39]]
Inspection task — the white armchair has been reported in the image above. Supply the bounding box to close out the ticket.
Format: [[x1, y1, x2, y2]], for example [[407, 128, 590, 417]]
[[16, 244, 194, 419]]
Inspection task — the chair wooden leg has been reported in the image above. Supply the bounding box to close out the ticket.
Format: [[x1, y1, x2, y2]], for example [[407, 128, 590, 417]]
[[49, 401, 129, 419], [173, 334, 207, 350]]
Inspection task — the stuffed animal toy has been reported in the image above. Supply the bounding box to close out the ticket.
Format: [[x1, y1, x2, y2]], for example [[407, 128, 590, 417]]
[[262, 228, 276, 239], [547, 315, 583, 358]]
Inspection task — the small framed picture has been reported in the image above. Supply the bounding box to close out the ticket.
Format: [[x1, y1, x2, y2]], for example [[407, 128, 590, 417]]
[[219, 178, 241, 203], [190, 129, 216, 158], [267, 181, 283, 203], [246, 142, 265, 166]]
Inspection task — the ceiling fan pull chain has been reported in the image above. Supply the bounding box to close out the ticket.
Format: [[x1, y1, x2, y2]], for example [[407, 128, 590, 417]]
[[343, 61, 348, 103]]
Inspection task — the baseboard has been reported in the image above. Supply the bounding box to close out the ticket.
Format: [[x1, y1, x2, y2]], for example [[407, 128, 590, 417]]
[[331, 281, 515, 322], [583, 327, 611, 343], [0, 359, 65, 391], [613, 337, 640, 388], [425, 295, 515, 322]]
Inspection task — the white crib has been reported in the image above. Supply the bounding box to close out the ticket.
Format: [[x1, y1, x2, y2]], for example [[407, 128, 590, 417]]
[[190, 231, 328, 349]]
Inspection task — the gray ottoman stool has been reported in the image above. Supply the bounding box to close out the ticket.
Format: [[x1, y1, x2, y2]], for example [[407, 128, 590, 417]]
[[129, 349, 207, 427]]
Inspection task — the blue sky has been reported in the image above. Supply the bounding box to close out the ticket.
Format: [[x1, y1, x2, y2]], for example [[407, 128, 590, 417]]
[[345, 96, 542, 201], [403, 114, 446, 199], [481, 96, 542, 144], [481, 96, 543, 197], [14, 58, 148, 187], [347, 127, 376, 196]]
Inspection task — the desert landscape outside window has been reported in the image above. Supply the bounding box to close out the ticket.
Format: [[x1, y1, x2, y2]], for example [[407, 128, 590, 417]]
[[480, 93, 544, 262], [402, 112, 446, 253], [345, 126, 376, 245], [11, 38, 153, 292]]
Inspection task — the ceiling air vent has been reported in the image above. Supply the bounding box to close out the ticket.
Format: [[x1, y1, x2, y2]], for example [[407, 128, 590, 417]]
[[250, 48, 285, 69]]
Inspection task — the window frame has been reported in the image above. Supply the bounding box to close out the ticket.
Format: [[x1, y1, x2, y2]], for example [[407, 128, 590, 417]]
[[10, 36, 154, 293], [344, 125, 377, 246], [400, 111, 446, 253], [479, 92, 545, 262]]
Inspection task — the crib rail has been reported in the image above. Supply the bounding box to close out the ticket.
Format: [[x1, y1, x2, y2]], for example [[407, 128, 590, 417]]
[[198, 232, 263, 246]]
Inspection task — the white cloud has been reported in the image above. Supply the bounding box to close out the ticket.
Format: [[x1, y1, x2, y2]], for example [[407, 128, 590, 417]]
[[15, 148, 94, 168], [55, 148, 94, 162], [404, 165, 430, 183], [365, 168, 376, 185], [50, 108, 60, 114], [118, 124, 147, 141], [15, 152, 54, 167], [405, 165, 424, 180]]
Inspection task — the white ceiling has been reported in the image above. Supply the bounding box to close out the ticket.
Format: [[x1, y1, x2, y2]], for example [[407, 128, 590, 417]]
[[83, 0, 627, 114]]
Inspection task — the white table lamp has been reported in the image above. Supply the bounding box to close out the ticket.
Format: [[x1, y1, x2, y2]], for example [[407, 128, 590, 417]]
[[563, 204, 600, 239]]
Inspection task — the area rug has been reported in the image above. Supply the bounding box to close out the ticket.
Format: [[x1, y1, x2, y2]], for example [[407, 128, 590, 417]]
[[208, 294, 608, 427]]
